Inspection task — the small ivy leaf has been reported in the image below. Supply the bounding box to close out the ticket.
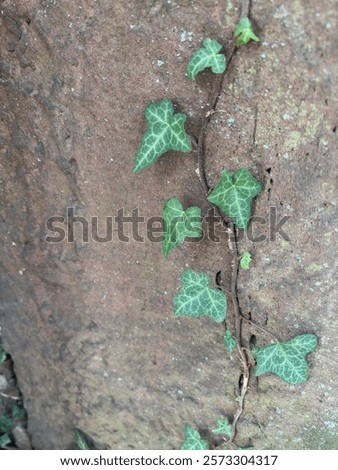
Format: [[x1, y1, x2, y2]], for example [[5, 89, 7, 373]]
[[0, 343, 7, 363], [223, 330, 237, 353], [181, 425, 209, 450], [186, 38, 226, 80], [133, 99, 192, 173], [0, 433, 11, 449], [174, 270, 227, 322], [207, 168, 262, 229], [212, 418, 232, 437], [163, 197, 202, 257], [75, 429, 91, 450], [240, 251, 252, 270], [234, 17, 260, 47], [11, 404, 26, 421], [252, 334, 318, 384], [0, 415, 13, 434]]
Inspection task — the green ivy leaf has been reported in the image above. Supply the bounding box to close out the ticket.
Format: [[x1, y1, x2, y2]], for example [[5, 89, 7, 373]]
[[162, 197, 202, 257], [223, 330, 237, 353], [0, 433, 11, 449], [234, 17, 260, 47], [174, 269, 227, 322], [0, 415, 13, 434], [181, 425, 209, 450], [75, 429, 91, 450], [252, 334, 318, 384], [186, 38, 226, 80], [212, 418, 232, 437], [240, 251, 252, 270], [0, 343, 7, 364], [11, 404, 26, 420], [207, 168, 262, 229], [133, 99, 192, 173]]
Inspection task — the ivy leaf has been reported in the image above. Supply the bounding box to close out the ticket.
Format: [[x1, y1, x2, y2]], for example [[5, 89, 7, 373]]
[[212, 418, 232, 437], [11, 404, 26, 420], [181, 425, 209, 450], [240, 251, 252, 270], [133, 99, 192, 173], [0, 415, 13, 434], [75, 429, 91, 450], [207, 168, 262, 229], [234, 17, 260, 47], [252, 334, 318, 384], [162, 197, 202, 257], [223, 330, 237, 353], [174, 270, 227, 323], [0, 433, 11, 449], [186, 38, 226, 80], [0, 343, 7, 364]]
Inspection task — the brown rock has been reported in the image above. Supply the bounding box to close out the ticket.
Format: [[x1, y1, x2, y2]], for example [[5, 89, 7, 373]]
[[0, 0, 337, 450]]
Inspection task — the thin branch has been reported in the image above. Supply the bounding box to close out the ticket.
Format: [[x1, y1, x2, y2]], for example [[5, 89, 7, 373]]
[[230, 372, 249, 442], [193, 0, 252, 446], [196, 46, 237, 196], [229, 222, 250, 443], [195, 0, 251, 212], [241, 0, 251, 19]]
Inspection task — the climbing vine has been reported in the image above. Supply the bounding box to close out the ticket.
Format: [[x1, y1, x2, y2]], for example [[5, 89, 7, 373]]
[[133, 4, 317, 450]]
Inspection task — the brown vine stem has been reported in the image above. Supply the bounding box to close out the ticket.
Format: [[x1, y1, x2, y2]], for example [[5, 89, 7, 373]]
[[196, 0, 251, 196], [195, 0, 252, 446], [229, 222, 250, 443]]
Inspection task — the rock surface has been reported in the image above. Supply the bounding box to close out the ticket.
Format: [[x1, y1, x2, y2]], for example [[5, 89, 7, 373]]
[[0, 0, 337, 449]]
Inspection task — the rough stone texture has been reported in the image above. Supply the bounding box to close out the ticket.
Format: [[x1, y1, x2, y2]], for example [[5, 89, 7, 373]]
[[0, 0, 337, 449]]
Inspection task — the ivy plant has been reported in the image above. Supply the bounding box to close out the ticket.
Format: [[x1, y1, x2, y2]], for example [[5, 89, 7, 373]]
[[0, 432, 11, 449], [212, 418, 232, 437], [133, 99, 191, 173], [208, 169, 262, 229], [223, 330, 237, 353], [181, 419, 233, 449], [0, 415, 12, 436], [234, 17, 260, 47], [186, 38, 226, 80], [162, 197, 202, 257], [0, 343, 28, 450], [174, 269, 227, 322], [240, 251, 252, 270], [0, 400, 27, 449], [181, 425, 209, 450], [133, 6, 317, 450], [75, 429, 91, 450], [253, 334, 318, 384], [0, 343, 7, 363]]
